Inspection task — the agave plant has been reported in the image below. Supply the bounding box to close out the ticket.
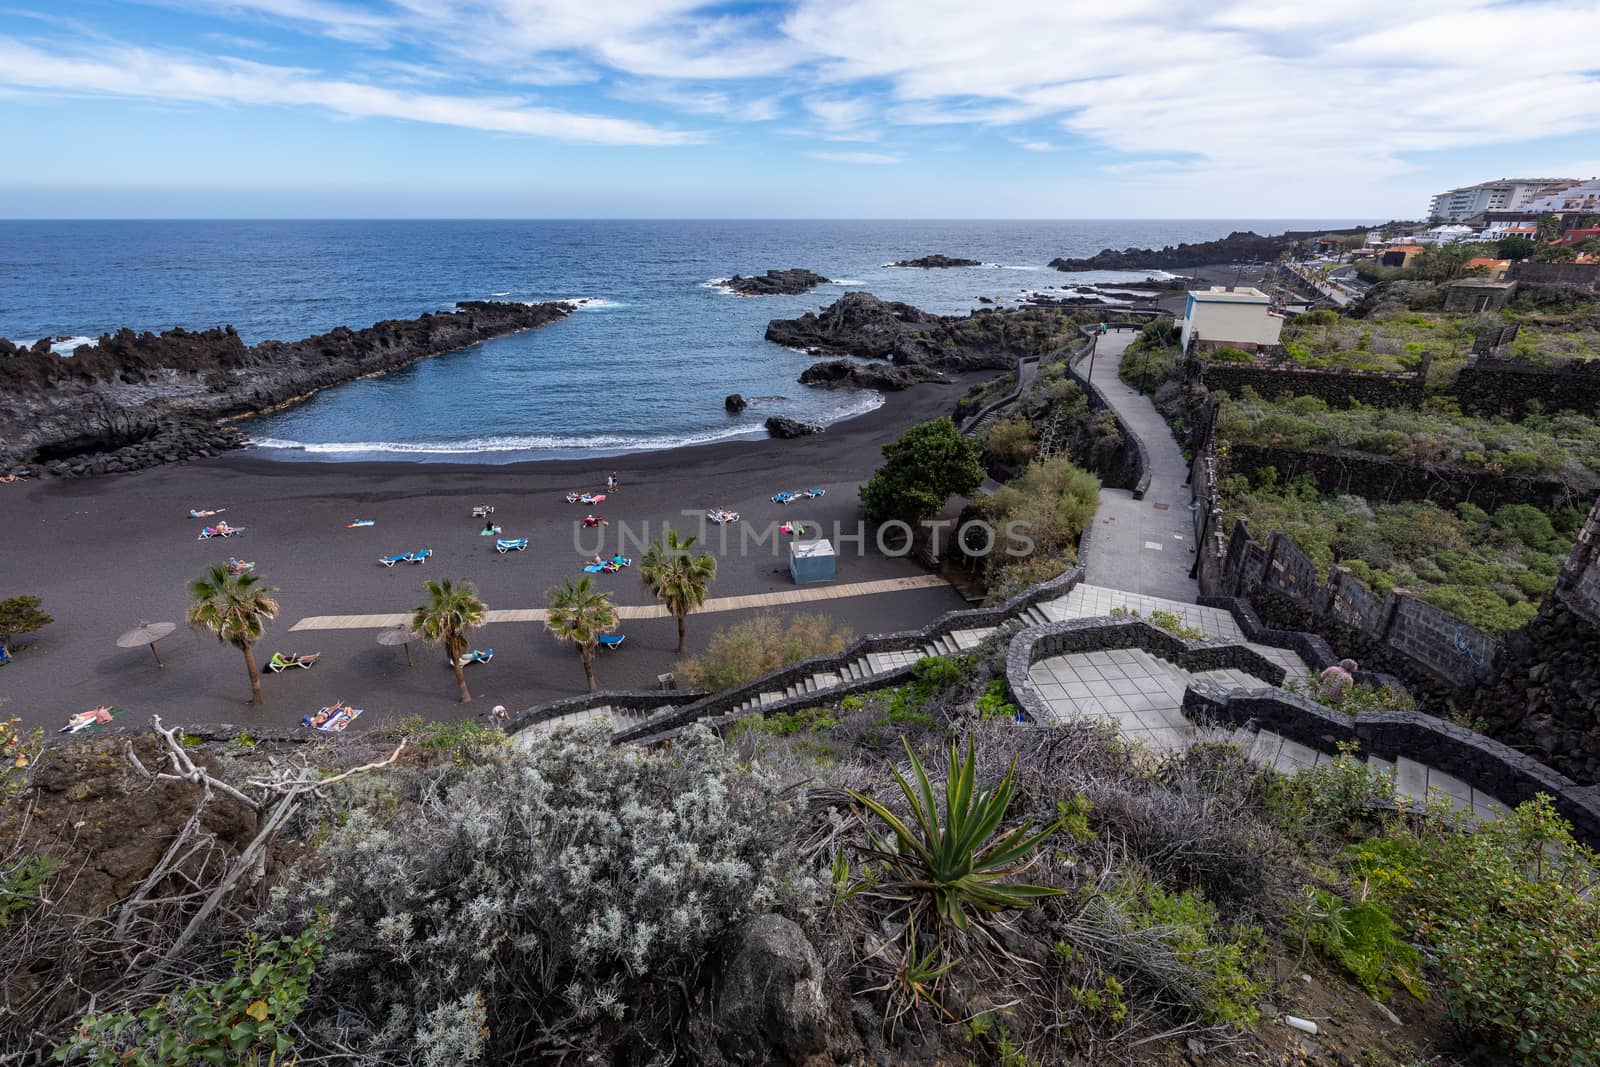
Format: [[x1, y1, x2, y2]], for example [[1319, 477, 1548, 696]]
[[846, 737, 1064, 931]]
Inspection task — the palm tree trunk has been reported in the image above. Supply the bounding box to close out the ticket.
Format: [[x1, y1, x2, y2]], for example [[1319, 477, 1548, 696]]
[[676, 611, 687, 655], [453, 658, 472, 703], [243, 645, 264, 706], [581, 644, 597, 693]]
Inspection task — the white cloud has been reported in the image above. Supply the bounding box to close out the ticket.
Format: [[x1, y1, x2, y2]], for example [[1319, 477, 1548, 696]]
[[1015, 139, 1057, 152], [810, 150, 900, 164], [0, 36, 698, 145]]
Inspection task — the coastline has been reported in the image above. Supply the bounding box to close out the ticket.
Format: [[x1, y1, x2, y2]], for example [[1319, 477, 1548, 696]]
[[0, 375, 978, 734]]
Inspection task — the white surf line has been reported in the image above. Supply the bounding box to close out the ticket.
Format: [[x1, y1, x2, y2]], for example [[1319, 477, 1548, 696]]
[[288, 575, 950, 631]]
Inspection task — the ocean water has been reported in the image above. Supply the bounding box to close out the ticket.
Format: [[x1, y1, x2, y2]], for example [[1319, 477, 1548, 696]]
[[0, 219, 1358, 461]]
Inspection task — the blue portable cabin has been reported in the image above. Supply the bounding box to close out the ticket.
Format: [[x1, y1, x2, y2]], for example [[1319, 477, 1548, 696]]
[[789, 539, 836, 584]]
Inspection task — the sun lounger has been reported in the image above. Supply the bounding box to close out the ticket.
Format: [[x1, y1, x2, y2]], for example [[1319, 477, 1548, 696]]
[[197, 523, 244, 540], [804, 488, 826, 498], [226, 558, 255, 575], [188, 507, 226, 518], [60, 706, 124, 734], [268, 651, 321, 672], [471, 505, 495, 517], [497, 538, 529, 553], [378, 552, 414, 567], [707, 508, 740, 524], [771, 490, 800, 505], [347, 519, 375, 528], [598, 634, 625, 651], [455, 648, 493, 667], [581, 493, 607, 504], [304, 700, 362, 732], [407, 549, 432, 564]]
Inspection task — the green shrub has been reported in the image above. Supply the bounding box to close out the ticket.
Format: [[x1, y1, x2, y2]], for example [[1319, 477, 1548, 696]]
[[677, 613, 854, 692], [1206, 347, 1254, 363], [1105, 874, 1265, 1026], [1351, 795, 1600, 1065], [983, 414, 1038, 468], [1292, 887, 1424, 1002], [977, 678, 1020, 721], [56, 918, 330, 1067]]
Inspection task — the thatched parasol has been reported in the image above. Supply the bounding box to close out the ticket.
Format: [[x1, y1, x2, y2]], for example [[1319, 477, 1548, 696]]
[[378, 625, 417, 668], [118, 620, 177, 668]]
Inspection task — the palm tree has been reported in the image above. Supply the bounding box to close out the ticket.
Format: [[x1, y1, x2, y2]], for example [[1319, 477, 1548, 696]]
[[413, 578, 488, 703], [544, 576, 618, 693], [187, 564, 279, 706], [640, 529, 717, 654]]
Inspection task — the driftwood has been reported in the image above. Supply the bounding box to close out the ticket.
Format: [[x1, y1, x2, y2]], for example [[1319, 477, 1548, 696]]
[[125, 715, 405, 991]]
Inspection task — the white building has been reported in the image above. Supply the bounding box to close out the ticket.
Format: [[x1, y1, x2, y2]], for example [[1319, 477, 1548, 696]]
[[1520, 178, 1600, 216], [1180, 287, 1284, 354], [1428, 178, 1578, 222]]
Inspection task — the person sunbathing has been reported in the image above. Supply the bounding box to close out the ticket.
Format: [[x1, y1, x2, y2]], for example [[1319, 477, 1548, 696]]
[[590, 553, 604, 566]]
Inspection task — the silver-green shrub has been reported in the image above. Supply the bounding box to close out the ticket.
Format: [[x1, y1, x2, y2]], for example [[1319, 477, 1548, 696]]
[[268, 723, 820, 1064]]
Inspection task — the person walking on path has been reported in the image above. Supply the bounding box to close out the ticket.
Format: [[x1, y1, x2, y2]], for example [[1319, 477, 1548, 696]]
[[1318, 659, 1359, 704]]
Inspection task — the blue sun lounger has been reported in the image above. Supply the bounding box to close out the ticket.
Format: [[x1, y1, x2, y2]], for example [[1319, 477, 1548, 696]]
[[598, 634, 625, 651], [407, 549, 432, 564], [455, 648, 493, 667], [496, 538, 528, 553], [771, 490, 800, 505], [378, 552, 414, 567], [804, 488, 826, 498]]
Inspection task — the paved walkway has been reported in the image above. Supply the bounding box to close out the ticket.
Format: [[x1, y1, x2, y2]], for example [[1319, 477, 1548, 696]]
[[1074, 332, 1199, 602], [288, 574, 948, 631]]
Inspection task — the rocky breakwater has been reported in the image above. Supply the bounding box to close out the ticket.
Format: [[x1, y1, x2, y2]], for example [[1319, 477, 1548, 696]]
[[0, 301, 571, 477], [1049, 225, 1374, 271], [888, 254, 981, 268], [722, 269, 831, 296], [797, 359, 946, 391]]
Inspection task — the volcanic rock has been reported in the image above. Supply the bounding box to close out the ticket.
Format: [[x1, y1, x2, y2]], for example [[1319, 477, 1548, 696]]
[[798, 359, 945, 390], [765, 415, 823, 438], [723, 269, 831, 296], [724, 393, 747, 414], [888, 254, 982, 268]]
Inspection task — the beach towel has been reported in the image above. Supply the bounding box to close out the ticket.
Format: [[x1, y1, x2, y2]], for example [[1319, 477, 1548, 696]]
[[780, 522, 807, 536], [60, 706, 123, 734], [480, 525, 503, 536], [197, 523, 244, 540], [347, 519, 375, 528], [304, 701, 362, 732]]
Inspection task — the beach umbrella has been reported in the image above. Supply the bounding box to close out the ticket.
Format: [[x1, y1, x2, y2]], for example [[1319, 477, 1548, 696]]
[[378, 625, 417, 668], [118, 620, 177, 668]]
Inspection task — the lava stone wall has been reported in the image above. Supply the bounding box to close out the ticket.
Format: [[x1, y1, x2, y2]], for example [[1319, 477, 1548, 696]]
[[1225, 442, 1579, 511], [1452, 355, 1600, 419], [1198, 360, 1425, 409]]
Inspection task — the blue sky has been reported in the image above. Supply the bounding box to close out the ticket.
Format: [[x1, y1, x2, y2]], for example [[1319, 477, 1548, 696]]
[[3, 0, 1599, 219]]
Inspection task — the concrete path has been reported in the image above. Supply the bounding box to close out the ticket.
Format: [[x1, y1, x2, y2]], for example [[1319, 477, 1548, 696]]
[[289, 574, 948, 631], [1074, 332, 1200, 602]]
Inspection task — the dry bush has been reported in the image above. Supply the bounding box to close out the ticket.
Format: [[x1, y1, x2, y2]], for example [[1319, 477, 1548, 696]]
[[677, 612, 854, 692]]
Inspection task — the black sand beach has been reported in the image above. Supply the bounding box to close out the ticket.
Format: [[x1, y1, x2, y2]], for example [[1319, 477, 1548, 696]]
[[0, 379, 977, 734]]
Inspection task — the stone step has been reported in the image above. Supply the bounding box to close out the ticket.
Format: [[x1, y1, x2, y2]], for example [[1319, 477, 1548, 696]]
[[812, 672, 839, 691]]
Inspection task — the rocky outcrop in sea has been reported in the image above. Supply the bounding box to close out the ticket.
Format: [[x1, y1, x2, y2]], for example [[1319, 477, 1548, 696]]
[[764, 415, 822, 438], [0, 300, 571, 477], [767, 292, 1090, 376], [887, 254, 981, 268], [722, 269, 831, 296]]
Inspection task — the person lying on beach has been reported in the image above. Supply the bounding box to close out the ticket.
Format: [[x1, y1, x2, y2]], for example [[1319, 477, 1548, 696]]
[[583, 515, 608, 527], [64, 706, 114, 731], [590, 553, 604, 566]]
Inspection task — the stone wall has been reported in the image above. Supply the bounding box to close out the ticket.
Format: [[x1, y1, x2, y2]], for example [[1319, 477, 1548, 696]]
[[1195, 357, 1425, 409], [1207, 518, 1505, 699], [1468, 498, 1600, 783], [1508, 261, 1600, 289], [1452, 352, 1600, 419], [1224, 443, 1583, 511], [1183, 684, 1600, 847], [1071, 325, 1151, 498]]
